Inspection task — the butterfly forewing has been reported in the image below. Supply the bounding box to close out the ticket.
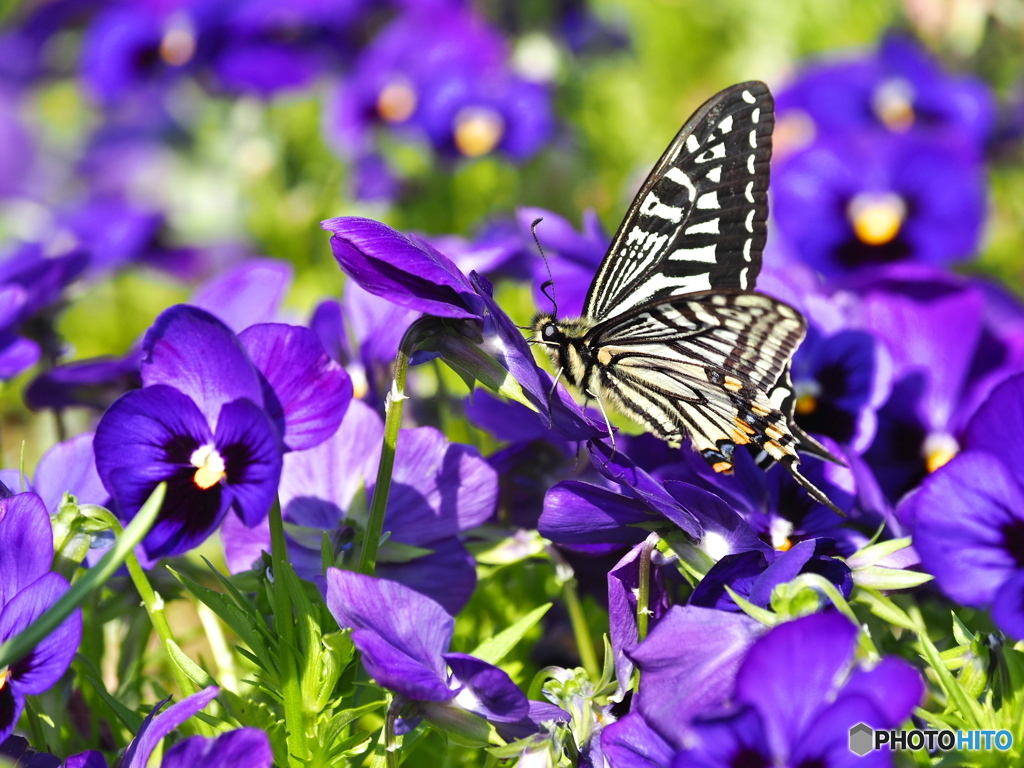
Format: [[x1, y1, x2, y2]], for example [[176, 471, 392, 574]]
[[584, 81, 775, 322]]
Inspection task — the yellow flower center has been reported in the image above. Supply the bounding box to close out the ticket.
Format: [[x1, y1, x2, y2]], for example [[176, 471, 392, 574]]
[[0, 667, 9, 691], [376, 79, 417, 124], [160, 16, 197, 67], [847, 192, 906, 246], [794, 380, 821, 416], [872, 78, 916, 132], [190, 444, 226, 490], [923, 433, 959, 473], [453, 106, 505, 158]]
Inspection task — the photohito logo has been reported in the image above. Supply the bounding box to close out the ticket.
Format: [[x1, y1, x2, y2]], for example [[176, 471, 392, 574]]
[[849, 723, 1013, 756]]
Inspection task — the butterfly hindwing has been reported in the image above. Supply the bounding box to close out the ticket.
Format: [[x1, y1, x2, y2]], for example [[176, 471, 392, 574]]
[[584, 81, 775, 322], [585, 292, 805, 455]]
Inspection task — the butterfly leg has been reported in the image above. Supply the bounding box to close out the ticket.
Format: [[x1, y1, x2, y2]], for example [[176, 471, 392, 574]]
[[546, 367, 566, 429], [586, 389, 617, 462]]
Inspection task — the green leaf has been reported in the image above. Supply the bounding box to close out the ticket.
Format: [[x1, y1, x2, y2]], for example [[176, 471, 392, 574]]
[[471, 603, 552, 665], [165, 638, 217, 688], [75, 652, 145, 733], [0, 483, 166, 670]]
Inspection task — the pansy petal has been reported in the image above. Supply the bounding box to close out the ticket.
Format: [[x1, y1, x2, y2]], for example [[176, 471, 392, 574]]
[[349, 628, 455, 702], [735, 613, 857, 759], [444, 652, 529, 723], [0, 684, 24, 745], [964, 373, 1024, 484], [323, 217, 479, 319], [674, 706, 771, 768], [33, 433, 107, 513], [325, 570, 453, 699], [161, 729, 273, 768], [141, 305, 264, 427], [383, 428, 496, 544], [905, 451, 1024, 606], [841, 657, 922, 727], [214, 398, 284, 528], [0, 492, 52, 609], [239, 323, 352, 451], [494, 700, 571, 743], [789, 694, 893, 768], [992, 571, 1024, 640], [0, 335, 39, 380], [122, 687, 219, 768], [0, 573, 81, 695], [539, 481, 652, 546], [190, 259, 293, 333], [378, 537, 477, 616], [632, 606, 767, 737], [601, 712, 676, 768], [222, 514, 271, 575], [608, 541, 669, 696]]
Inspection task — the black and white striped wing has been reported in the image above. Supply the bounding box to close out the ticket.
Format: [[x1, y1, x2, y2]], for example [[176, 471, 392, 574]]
[[585, 292, 805, 461], [584, 82, 774, 322]]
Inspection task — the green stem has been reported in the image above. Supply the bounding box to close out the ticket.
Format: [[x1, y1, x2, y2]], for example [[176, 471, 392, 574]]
[[268, 500, 309, 765], [637, 533, 659, 643], [358, 325, 420, 576], [563, 578, 599, 681]]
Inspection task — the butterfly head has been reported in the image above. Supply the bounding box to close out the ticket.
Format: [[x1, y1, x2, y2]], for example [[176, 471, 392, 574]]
[[530, 313, 595, 389]]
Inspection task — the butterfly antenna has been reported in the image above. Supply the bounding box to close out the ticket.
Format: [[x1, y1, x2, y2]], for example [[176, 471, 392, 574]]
[[531, 217, 558, 317]]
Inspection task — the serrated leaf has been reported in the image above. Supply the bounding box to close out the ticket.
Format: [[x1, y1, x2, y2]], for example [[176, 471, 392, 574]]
[[470, 603, 552, 665]]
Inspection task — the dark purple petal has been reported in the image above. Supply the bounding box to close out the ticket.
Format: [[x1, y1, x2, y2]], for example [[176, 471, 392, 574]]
[[589, 442, 702, 539], [378, 537, 477, 616], [601, 712, 676, 768], [325, 570, 454, 701], [33, 433, 108, 513], [673, 706, 771, 768], [190, 259, 293, 333], [841, 657, 922, 728], [747, 539, 845, 608], [632, 606, 767, 740], [0, 573, 81, 695], [382, 427, 496, 544], [214, 398, 283, 528], [322, 217, 480, 319], [735, 613, 857, 758], [141, 305, 264, 428], [663, 481, 770, 559], [239, 323, 351, 451], [992, 571, 1024, 640], [493, 700, 571, 742], [444, 653, 529, 723], [0, 335, 38, 380], [688, 551, 770, 612], [24, 352, 142, 412], [94, 385, 228, 559], [964, 373, 1024, 483], [0, 493, 52, 610], [539, 481, 653, 547], [65, 750, 111, 768], [0, 685, 24, 746], [122, 687, 219, 768], [905, 451, 1024, 606], [788, 695, 893, 768], [161, 729, 273, 768]]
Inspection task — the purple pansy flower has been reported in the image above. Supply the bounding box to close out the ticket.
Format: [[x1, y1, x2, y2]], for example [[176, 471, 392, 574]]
[[94, 305, 350, 559], [775, 33, 996, 153], [223, 399, 495, 614], [671, 613, 922, 768], [0, 493, 83, 743], [851, 267, 1020, 502], [322, 215, 603, 441], [772, 131, 986, 277], [901, 374, 1024, 638], [325, 570, 568, 742], [0, 433, 106, 514]]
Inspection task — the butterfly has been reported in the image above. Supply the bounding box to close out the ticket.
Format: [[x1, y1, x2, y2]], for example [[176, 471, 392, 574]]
[[531, 81, 844, 515]]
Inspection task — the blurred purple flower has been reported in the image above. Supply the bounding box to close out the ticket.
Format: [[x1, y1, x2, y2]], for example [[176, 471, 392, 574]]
[[326, 570, 568, 741], [775, 33, 996, 154], [223, 399, 495, 614], [671, 613, 922, 768], [0, 493, 82, 743], [901, 374, 1024, 638], [207, 0, 369, 97], [0, 433, 107, 514], [0, 87, 34, 198], [772, 131, 985, 277], [80, 1, 211, 105], [94, 305, 349, 559]]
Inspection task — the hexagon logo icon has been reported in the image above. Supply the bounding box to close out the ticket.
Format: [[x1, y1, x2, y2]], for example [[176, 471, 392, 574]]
[[849, 722, 874, 756]]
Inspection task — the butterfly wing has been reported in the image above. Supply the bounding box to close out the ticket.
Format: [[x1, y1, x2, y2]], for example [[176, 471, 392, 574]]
[[583, 81, 775, 322], [585, 292, 844, 513]]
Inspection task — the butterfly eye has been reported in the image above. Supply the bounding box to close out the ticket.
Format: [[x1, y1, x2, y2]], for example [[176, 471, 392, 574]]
[[543, 324, 558, 340]]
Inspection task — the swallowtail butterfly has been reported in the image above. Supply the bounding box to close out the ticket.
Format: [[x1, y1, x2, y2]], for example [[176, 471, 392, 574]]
[[532, 81, 844, 515]]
